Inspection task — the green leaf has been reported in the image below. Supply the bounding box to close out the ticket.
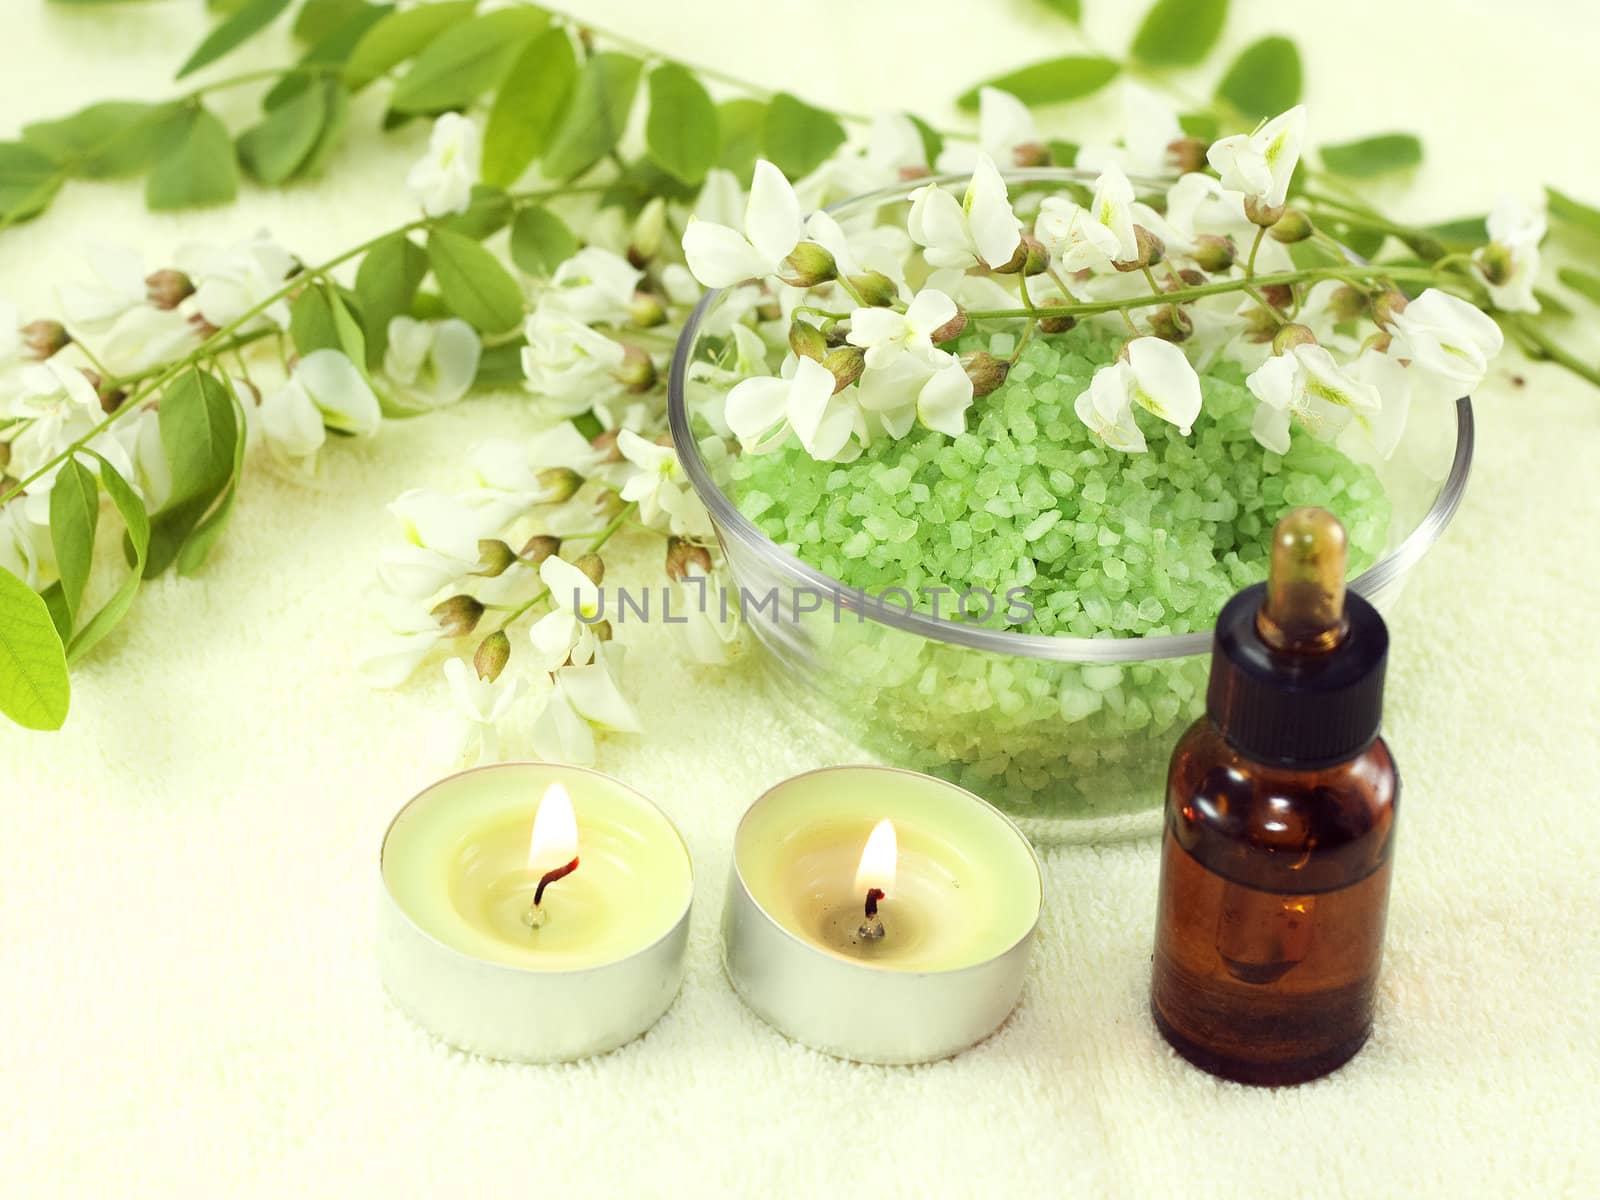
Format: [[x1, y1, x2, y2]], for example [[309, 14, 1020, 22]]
[[956, 56, 1120, 110], [177, 0, 293, 79], [763, 92, 846, 179], [509, 205, 578, 277], [296, 80, 352, 178], [1040, 0, 1081, 21], [293, 0, 372, 44], [176, 391, 248, 576], [908, 114, 944, 168], [264, 3, 387, 109], [473, 341, 527, 388], [0, 142, 64, 224], [646, 64, 719, 186], [355, 233, 428, 365], [427, 228, 526, 334], [389, 7, 547, 115], [237, 82, 328, 184], [1558, 266, 1600, 307], [543, 52, 643, 180], [345, 0, 475, 89], [1216, 36, 1302, 119], [0, 568, 71, 731], [49, 457, 99, 627], [1178, 111, 1220, 141], [159, 369, 239, 509], [290, 286, 340, 356], [1131, 0, 1227, 66], [1046, 139, 1080, 167], [1546, 186, 1600, 241], [715, 99, 766, 182], [145, 106, 238, 210], [437, 184, 514, 240], [22, 101, 177, 179], [1427, 216, 1489, 246], [1319, 133, 1423, 178], [67, 456, 149, 666], [482, 26, 577, 188]]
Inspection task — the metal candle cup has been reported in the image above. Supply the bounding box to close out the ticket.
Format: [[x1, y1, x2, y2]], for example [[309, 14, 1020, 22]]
[[378, 763, 693, 1063], [722, 766, 1043, 1065]]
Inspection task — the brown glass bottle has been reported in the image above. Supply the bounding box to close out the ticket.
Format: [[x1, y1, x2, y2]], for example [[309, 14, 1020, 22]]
[[1150, 508, 1400, 1086]]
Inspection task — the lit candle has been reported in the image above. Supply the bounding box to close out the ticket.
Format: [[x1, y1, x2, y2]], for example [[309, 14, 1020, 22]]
[[722, 766, 1043, 1064], [378, 763, 693, 1063]]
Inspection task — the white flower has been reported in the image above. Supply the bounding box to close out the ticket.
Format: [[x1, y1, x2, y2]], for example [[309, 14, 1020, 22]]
[[1206, 106, 1306, 209], [846, 289, 957, 370], [1388, 288, 1504, 393], [521, 310, 626, 416], [936, 88, 1039, 172], [1077, 82, 1183, 178], [443, 657, 525, 767], [868, 111, 929, 176], [382, 317, 481, 412], [1036, 165, 1140, 270], [682, 159, 803, 288], [529, 644, 642, 764], [406, 113, 482, 218], [0, 300, 22, 370], [1076, 338, 1202, 452], [5, 360, 103, 468], [111, 406, 173, 513], [693, 167, 744, 227], [356, 590, 446, 688], [1338, 348, 1412, 464], [675, 562, 740, 665], [857, 351, 973, 440], [1473, 196, 1545, 314], [617, 429, 711, 536], [1245, 344, 1380, 453], [59, 243, 146, 328], [528, 553, 604, 672], [98, 306, 197, 377], [259, 350, 380, 466], [908, 153, 1022, 271], [378, 488, 492, 598], [1074, 368, 1147, 454], [178, 231, 297, 331], [545, 247, 642, 325], [0, 500, 48, 589], [726, 354, 857, 461]]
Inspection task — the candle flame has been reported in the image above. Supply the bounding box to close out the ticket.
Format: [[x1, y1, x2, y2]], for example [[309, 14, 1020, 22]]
[[854, 818, 897, 898], [528, 782, 579, 874]]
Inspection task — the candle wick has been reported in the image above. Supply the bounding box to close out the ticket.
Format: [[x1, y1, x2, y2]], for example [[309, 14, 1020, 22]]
[[523, 856, 580, 930], [858, 888, 887, 941]]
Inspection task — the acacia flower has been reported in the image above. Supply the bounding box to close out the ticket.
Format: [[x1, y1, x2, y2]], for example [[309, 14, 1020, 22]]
[[443, 656, 525, 766], [1387, 288, 1504, 392], [259, 350, 381, 467], [936, 88, 1042, 172], [682, 160, 805, 287], [616, 430, 711, 536], [907, 154, 1022, 271], [378, 488, 493, 598], [528, 554, 604, 672], [846, 289, 959, 370], [1077, 337, 1203, 452], [1036, 165, 1140, 271], [406, 113, 482, 218], [177, 231, 297, 331], [545, 247, 643, 325], [58, 242, 147, 329], [856, 351, 974, 439], [529, 644, 643, 765], [1473, 196, 1545, 313], [725, 354, 858, 461], [1206, 106, 1306, 209], [1077, 82, 1184, 178], [1074, 372, 1148, 454], [1245, 344, 1380, 454], [356, 590, 446, 688], [382, 317, 481, 412], [521, 310, 627, 415]]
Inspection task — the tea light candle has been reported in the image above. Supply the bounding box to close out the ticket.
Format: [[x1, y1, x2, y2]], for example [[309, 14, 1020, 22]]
[[722, 766, 1042, 1064], [378, 763, 693, 1063]]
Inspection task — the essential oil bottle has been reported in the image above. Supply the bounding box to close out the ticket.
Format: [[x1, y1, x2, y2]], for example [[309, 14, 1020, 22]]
[[1150, 507, 1399, 1086]]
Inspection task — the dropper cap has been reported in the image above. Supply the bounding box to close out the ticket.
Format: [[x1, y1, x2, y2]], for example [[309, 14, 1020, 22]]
[[1206, 508, 1389, 767]]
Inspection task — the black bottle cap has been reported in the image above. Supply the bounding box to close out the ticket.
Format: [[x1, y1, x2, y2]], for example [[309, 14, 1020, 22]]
[[1206, 583, 1388, 768]]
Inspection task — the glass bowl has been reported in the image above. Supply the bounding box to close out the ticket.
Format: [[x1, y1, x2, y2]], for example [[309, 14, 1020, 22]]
[[668, 170, 1473, 844]]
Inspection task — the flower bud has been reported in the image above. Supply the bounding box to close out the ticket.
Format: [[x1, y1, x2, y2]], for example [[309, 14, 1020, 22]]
[[1475, 242, 1512, 286], [1147, 304, 1193, 343], [474, 631, 511, 682], [0, 441, 10, 474], [188, 312, 219, 339], [822, 345, 865, 392], [929, 308, 969, 344], [1114, 225, 1165, 272], [592, 490, 627, 521], [97, 381, 128, 415], [1012, 141, 1050, 168], [789, 320, 827, 362], [1329, 285, 1369, 322], [666, 536, 713, 582], [591, 429, 623, 463], [1244, 196, 1285, 227], [573, 553, 605, 586], [615, 344, 657, 393], [1167, 137, 1209, 174], [628, 290, 667, 328], [1361, 331, 1393, 355], [1190, 234, 1235, 274], [628, 197, 667, 266], [756, 297, 784, 323], [537, 467, 584, 503], [520, 534, 561, 564], [1372, 289, 1409, 329], [1243, 308, 1279, 343], [990, 238, 1030, 275], [476, 539, 518, 578], [822, 320, 850, 347], [1400, 232, 1446, 263], [1268, 208, 1313, 244], [432, 594, 485, 637], [777, 241, 837, 287], [22, 320, 70, 361], [961, 350, 1010, 398], [1037, 315, 1076, 335], [1271, 323, 1318, 355], [145, 269, 195, 311], [849, 271, 899, 308], [1259, 284, 1294, 311], [1165, 268, 1207, 289]]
